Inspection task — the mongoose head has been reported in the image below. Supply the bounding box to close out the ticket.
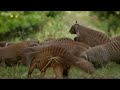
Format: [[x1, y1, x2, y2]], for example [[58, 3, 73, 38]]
[[69, 23, 79, 34], [69, 21, 80, 34]]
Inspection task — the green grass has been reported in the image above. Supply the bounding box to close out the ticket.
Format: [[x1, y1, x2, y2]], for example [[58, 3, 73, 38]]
[[0, 62, 120, 79]]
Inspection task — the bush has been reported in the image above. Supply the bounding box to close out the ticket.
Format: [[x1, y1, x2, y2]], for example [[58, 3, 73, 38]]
[[90, 11, 120, 36], [0, 11, 64, 41]]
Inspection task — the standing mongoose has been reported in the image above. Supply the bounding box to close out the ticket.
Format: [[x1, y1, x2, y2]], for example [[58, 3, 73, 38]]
[[24, 38, 91, 78], [26, 45, 95, 79]]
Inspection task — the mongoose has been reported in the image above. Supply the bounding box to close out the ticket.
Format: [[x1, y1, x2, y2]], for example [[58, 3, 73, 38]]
[[24, 39, 91, 78], [69, 23, 111, 47], [80, 41, 120, 68], [26, 45, 95, 79], [0, 40, 39, 66]]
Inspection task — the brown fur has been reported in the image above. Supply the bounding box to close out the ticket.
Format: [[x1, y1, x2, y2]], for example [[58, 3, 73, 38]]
[[80, 41, 120, 68], [25, 41, 90, 57], [24, 38, 91, 78], [39, 37, 90, 49], [24, 39, 91, 78], [39, 37, 74, 45], [69, 23, 111, 47], [0, 41, 15, 47], [111, 35, 120, 42], [0, 40, 39, 66], [26, 46, 95, 79]]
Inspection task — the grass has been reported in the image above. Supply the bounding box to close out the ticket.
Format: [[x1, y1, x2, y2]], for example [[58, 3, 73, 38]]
[[0, 62, 120, 79]]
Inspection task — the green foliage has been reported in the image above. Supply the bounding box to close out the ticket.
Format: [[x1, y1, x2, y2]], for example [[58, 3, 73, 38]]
[[90, 11, 120, 36], [0, 11, 64, 41], [24, 11, 74, 41], [46, 11, 64, 18], [35, 16, 71, 41]]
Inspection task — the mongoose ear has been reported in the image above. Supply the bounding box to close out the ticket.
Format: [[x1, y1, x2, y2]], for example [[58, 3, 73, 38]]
[[75, 21, 79, 30], [76, 20, 77, 24], [80, 52, 88, 60]]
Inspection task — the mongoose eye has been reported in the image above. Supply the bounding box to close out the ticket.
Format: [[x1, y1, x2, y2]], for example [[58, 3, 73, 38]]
[[74, 37, 79, 41]]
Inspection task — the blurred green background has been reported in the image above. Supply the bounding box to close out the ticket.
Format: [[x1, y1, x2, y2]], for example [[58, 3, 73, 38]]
[[0, 11, 120, 42]]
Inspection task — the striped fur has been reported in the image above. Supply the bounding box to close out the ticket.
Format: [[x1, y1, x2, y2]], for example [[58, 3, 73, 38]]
[[80, 41, 120, 68], [24, 39, 90, 58], [39, 37, 90, 49], [0, 40, 39, 66], [39, 37, 75, 45], [26, 45, 95, 79], [24, 40, 91, 78], [24, 38, 91, 78], [111, 35, 120, 42], [69, 23, 111, 47]]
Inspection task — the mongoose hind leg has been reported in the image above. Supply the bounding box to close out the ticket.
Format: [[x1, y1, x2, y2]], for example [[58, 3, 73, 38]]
[[52, 64, 63, 79], [63, 66, 70, 79]]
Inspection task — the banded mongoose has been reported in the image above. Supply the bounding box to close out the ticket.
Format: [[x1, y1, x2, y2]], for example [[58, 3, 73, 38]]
[[26, 45, 95, 79], [26, 38, 90, 57], [0, 40, 39, 66], [24, 38, 91, 78], [25, 41, 90, 58], [69, 23, 111, 47], [80, 41, 120, 68]]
